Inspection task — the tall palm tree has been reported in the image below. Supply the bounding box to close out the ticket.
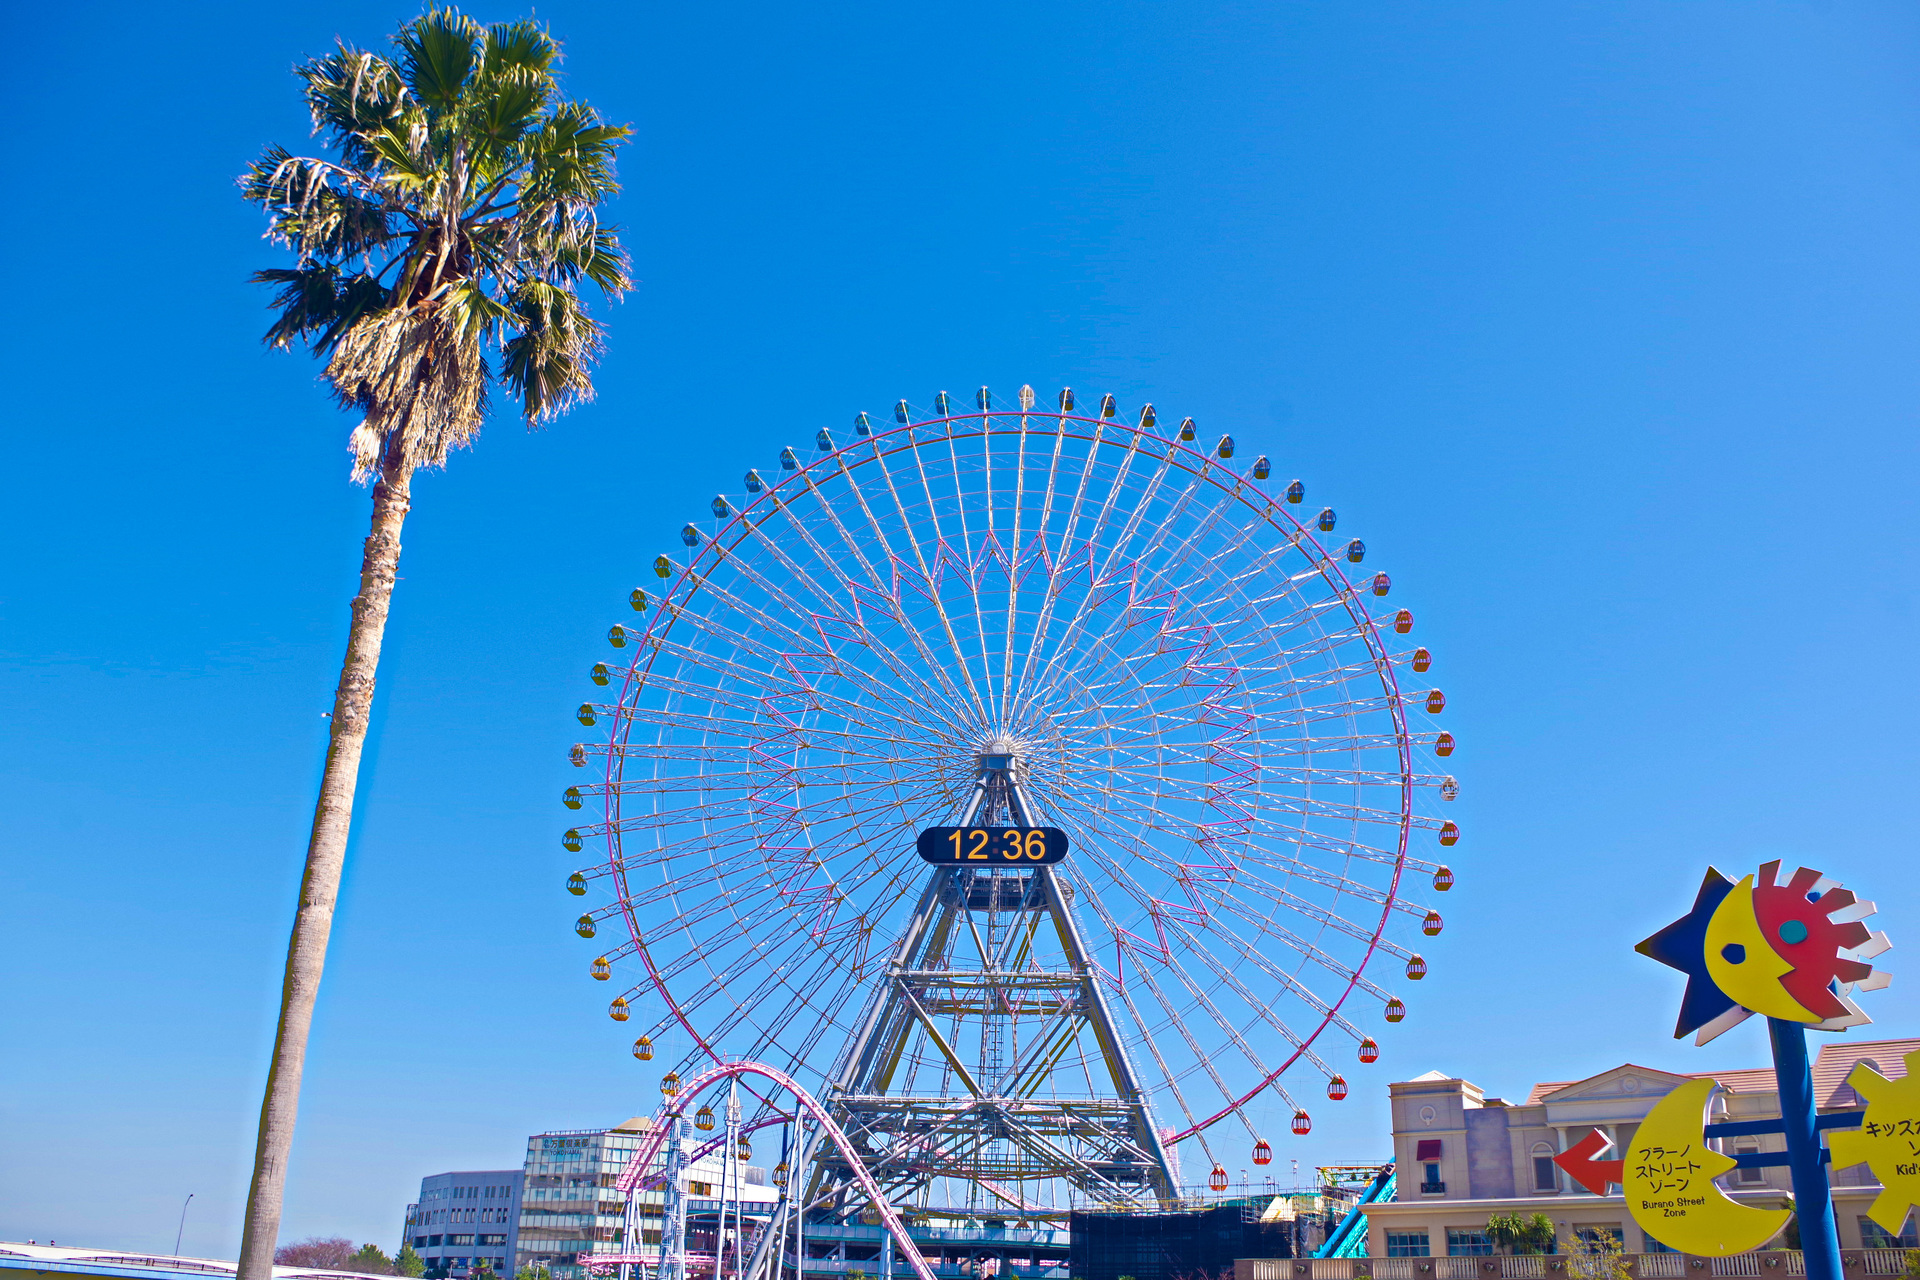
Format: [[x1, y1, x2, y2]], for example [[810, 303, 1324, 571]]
[[236, 13, 629, 1278]]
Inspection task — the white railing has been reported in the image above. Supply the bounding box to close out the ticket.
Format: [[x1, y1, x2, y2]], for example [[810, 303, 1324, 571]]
[[1242, 1251, 1911, 1280]]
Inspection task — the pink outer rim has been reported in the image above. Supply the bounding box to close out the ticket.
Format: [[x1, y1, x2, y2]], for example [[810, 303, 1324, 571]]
[[599, 409, 1416, 1146]]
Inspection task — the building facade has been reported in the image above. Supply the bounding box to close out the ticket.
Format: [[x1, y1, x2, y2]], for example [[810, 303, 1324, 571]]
[[513, 1117, 779, 1280], [1360, 1037, 1920, 1259], [402, 1170, 524, 1278]]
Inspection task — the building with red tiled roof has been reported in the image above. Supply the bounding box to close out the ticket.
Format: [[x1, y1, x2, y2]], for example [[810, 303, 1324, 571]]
[[1515, 1042, 1916, 1109], [1359, 1038, 1918, 1261]]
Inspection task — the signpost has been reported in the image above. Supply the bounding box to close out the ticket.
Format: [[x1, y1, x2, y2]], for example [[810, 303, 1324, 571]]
[[1552, 860, 1901, 1280]]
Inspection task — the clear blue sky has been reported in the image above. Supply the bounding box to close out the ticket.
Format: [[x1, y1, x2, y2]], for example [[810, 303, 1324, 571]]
[[3, 0, 1917, 1259]]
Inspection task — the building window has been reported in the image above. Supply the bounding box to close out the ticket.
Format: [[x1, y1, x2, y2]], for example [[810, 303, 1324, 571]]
[[1385, 1231, 1431, 1258], [689, 1181, 713, 1196], [1642, 1235, 1678, 1254], [1533, 1147, 1559, 1193], [1733, 1144, 1765, 1185], [1447, 1229, 1493, 1257], [1421, 1162, 1445, 1194], [1859, 1216, 1920, 1249]]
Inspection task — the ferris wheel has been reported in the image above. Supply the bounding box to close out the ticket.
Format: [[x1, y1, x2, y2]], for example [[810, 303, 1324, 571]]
[[564, 385, 1456, 1217]]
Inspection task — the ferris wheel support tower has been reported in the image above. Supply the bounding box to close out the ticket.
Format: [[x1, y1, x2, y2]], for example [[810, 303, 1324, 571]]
[[808, 746, 1177, 1221]]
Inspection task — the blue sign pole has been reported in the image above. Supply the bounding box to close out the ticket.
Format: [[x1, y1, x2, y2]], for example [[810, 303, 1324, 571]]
[[1767, 1018, 1841, 1280]]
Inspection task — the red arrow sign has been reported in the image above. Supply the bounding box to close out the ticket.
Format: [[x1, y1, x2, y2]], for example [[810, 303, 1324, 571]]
[[1552, 1128, 1625, 1195]]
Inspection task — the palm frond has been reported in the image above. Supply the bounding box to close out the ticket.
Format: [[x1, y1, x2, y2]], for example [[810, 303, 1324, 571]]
[[252, 266, 391, 354], [523, 102, 630, 207], [253, 265, 350, 349], [564, 225, 629, 293], [242, 149, 395, 260], [396, 9, 482, 117], [500, 280, 601, 423], [482, 20, 558, 75], [245, 5, 632, 478], [468, 64, 548, 159], [299, 48, 413, 171]]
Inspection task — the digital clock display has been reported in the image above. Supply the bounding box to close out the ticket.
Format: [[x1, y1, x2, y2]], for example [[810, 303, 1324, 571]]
[[915, 826, 1070, 865]]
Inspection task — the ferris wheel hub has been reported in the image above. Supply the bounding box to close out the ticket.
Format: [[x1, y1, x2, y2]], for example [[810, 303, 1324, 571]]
[[974, 741, 1019, 770]]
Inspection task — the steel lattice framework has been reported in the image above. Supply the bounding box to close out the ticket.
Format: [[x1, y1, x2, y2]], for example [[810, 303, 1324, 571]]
[[565, 386, 1457, 1222]]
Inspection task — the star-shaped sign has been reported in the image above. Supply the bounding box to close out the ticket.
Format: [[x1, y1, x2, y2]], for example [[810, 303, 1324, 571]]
[[1636, 867, 1743, 1041]]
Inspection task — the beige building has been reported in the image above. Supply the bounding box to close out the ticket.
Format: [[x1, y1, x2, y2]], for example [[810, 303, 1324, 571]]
[[1359, 1037, 1920, 1259]]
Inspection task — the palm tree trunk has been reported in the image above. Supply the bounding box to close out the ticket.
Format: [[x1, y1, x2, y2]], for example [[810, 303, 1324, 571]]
[[238, 458, 413, 1280]]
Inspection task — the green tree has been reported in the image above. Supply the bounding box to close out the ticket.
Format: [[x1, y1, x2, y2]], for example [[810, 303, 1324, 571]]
[[514, 1266, 549, 1280], [1566, 1232, 1630, 1280], [348, 1244, 395, 1274], [395, 1245, 427, 1278], [1486, 1213, 1557, 1256], [234, 12, 629, 1280]]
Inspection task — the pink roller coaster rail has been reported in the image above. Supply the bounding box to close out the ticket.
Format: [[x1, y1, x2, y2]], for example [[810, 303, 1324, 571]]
[[594, 1061, 936, 1280]]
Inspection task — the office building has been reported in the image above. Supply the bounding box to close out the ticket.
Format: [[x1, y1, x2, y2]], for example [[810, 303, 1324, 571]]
[[514, 1118, 778, 1280], [403, 1170, 523, 1278]]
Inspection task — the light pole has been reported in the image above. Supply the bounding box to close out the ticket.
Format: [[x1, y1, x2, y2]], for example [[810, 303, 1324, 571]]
[[175, 1194, 195, 1257]]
